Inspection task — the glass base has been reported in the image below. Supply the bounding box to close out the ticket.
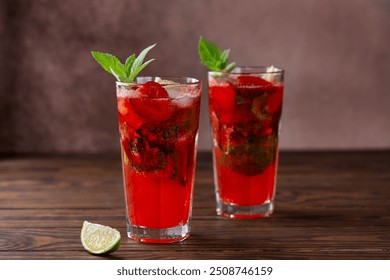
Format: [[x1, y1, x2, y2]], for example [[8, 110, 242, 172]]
[[216, 199, 274, 219], [127, 223, 190, 243]]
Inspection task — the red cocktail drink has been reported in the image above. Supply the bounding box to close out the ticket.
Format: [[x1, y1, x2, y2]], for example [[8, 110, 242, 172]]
[[117, 77, 201, 242], [208, 67, 284, 218]]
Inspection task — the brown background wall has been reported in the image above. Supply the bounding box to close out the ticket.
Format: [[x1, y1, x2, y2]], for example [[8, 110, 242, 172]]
[[1, 0, 389, 153]]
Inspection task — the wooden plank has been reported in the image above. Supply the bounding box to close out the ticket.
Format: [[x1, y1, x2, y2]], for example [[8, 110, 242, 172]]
[[0, 225, 388, 259], [0, 151, 389, 259]]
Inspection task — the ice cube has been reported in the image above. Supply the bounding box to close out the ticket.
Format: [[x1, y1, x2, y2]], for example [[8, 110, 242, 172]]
[[263, 65, 276, 82], [116, 87, 129, 98], [225, 75, 239, 86], [166, 86, 182, 99], [173, 95, 195, 108], [118, 86, 141, 98]]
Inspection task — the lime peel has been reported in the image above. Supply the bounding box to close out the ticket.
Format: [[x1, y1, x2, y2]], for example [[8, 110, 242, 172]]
[[81, 221, 121, 255]]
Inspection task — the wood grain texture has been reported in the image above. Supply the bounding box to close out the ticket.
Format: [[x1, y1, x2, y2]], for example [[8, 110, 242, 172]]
[[0, 151, 389, 259]]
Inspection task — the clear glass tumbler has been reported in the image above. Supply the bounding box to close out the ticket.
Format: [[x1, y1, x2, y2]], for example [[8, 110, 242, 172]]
[[208, 66, 284, 218], [116, 77, 202, 242]]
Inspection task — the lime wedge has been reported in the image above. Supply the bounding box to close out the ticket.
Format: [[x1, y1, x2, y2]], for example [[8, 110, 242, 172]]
[[80, 221, 121, 255]]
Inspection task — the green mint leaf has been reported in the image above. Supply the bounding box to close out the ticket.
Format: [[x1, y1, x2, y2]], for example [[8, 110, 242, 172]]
[[125, 54, 136, 76], [110, 62, 127, 81], [223, 62, 236, 72], [221, 49, 230, 64], [91, 44, 156, 82], [130, 44, 156, 80], [198, 36, 222, 71], [91, 52, 121, 74], [198, 36, 235, 72], [129, 58, 155, 82]]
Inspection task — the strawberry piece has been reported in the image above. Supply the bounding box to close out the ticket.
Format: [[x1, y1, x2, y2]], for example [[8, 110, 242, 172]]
[[209, 83, 236, 123], [232, 102, 256, 124], [117, 97, 145, 130], [237, 76, 273, 88], [266, 85, 284, 114], [136, 81, 169, 98], [131, 82, 173, 122], [235, 76, 276, 98], [131, 98, 174, 122]]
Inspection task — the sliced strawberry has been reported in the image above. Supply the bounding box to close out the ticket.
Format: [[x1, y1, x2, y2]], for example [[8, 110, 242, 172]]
[[217, 112, 235, 124], [117, 97, 145, 130], [266, 85, 284, 114], [233, 102, 256, 124], [130, 81, 173, 122], [237, 76, 273, 88], [135, 98, 173, 122], [136, 81, 169, 98], [209, 83, 236, 124], [235, 76, 276, 97]]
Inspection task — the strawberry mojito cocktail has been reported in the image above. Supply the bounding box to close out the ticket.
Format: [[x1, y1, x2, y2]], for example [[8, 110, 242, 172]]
[[199, 37, 284, 218], [92, 45, 201, 243], [117, 77, 201, 242]]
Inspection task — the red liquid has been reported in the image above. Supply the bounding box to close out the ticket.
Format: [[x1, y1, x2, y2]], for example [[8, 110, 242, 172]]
[[215, 150, 278, 206], [117, 82, 201, 229], [209, 75, 283, 208]]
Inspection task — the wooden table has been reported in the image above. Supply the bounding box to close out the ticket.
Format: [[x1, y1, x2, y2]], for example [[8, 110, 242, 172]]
[[0, 151, 389, 259]]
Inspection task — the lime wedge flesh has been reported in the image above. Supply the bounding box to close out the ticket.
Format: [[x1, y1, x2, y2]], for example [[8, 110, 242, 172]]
[[81, 221, 121, 254]]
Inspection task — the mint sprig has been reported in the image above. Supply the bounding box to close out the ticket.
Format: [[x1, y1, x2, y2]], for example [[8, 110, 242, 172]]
[[198, 36, 235, 72], [91, 44, 156, 83]]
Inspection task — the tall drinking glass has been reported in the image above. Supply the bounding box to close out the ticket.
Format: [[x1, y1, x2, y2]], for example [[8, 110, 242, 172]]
[[208, 66, 284, 218], [116, 77, 202, 243]]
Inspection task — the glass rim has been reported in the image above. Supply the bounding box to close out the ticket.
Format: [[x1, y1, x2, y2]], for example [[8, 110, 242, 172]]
[[116, 76, 201, 86], [209, 65, 284, 75]]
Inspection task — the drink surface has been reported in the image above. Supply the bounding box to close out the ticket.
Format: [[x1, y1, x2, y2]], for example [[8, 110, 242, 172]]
[[117, 81, 201, 229], [209, 73, 284, 207]]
